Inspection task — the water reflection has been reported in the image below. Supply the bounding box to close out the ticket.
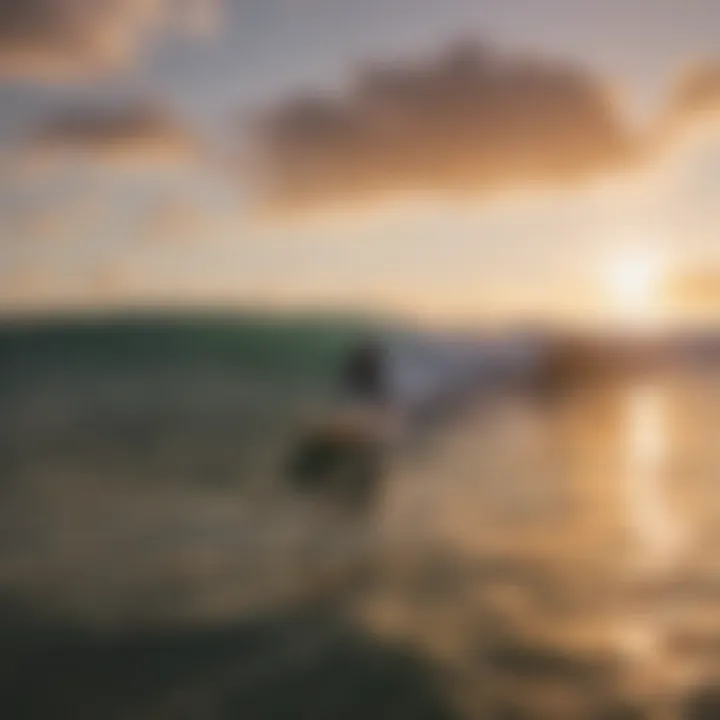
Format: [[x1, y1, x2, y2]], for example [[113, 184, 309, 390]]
[[361, 374, 720, 717], [622, 385, 684, 571]]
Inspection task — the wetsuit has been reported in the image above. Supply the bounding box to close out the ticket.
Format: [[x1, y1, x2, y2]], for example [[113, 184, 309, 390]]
[[341, 341, 388, 406]]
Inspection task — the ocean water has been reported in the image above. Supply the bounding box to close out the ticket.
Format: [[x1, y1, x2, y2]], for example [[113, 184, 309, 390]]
[[1, 316, 720, 718], [368, 370, 720, 718]]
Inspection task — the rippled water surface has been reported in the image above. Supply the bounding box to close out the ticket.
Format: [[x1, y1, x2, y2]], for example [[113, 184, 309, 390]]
[[3, 369, 720, 718], [367, 370, 720, 717]]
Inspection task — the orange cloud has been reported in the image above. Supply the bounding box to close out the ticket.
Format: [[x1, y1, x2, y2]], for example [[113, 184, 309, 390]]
[[0, 0, 221, 79], [665, 269, 720, 310], [255, 42, 637, 212], [670, 63, 720, 119], [254, 43, 720, 215]]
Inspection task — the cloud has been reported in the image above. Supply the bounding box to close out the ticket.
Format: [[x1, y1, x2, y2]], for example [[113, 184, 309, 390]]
[[669, 62, 720, 121], [666, 269, 720, 309], [254, 42, 638, 212], [26, 104, 199, 168], [0, 0, 221, 79]]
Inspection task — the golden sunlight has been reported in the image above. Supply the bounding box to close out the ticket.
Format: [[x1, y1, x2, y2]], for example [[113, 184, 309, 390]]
[[602, 249, 667, 327], [622, 386, 684, 570]]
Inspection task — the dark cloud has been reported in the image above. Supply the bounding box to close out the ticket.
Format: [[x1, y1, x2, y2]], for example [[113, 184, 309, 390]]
[[0, 0, 220, 79], [30, 104, 199, 167], [255, 42, 638, 211]]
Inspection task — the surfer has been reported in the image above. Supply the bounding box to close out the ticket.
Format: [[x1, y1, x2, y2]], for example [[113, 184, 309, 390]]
[[286, 337, 392, 511], [340, 338, 389, 407]]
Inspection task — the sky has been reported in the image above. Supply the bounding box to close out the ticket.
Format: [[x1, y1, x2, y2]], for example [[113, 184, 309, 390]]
[[1, 0, 720, 327]]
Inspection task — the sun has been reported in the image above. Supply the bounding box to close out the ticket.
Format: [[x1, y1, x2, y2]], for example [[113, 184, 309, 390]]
[[602, 250, 665, 327]]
